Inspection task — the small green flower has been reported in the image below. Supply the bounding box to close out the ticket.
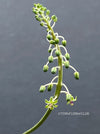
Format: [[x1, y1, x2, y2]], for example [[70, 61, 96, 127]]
[[32, 8, 37, 14], [42, 7, 47, 11], [48, 48, 52, 53], [74, 71, 79, 79], [34, 3, 37, 7], [51, 67, 57, 74], [55, 50, 60, 56], [64, 61, 69, 68], [37, 3, 41, 8], [36, 16, 42, 22], [45, 96, 58, 110], [47, 34, 52, 40], [62, 40, 67, 46], [35, 15, 38, 19], [47, 28, 49, 32], [46, 10, 50, 15], [40, 22, 44, 26], [51, 15, 58, 22], [55, 38, 59, 44], [39, 11, 43, 15], [47, 84, 53, 91], [39, 85, 46, 92], [43, 65, 49, 72], [48, 56, 53, 63], [49, 40, 55, 45], [47, 16, 50, 21], [66, 93, 77, 106], [65, 53, 70, 60]]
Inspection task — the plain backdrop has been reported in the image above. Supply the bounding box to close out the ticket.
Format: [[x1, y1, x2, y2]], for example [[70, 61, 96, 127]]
[[0, 0, 100, 134]]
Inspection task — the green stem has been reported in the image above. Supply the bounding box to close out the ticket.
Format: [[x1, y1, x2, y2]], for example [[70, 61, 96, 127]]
[[22, 109, 51, 134], [23, 17, 63, 134], [54, 54, 63, 98]]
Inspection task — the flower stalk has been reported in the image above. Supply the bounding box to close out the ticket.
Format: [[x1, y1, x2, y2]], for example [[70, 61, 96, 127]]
[[22, 3, 79, 134]]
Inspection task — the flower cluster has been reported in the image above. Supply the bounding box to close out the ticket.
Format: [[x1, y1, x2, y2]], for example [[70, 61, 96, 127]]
[[33, 3, 79, 108]]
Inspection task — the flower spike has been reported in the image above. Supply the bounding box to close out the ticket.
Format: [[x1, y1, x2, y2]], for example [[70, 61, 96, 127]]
[[23, 3, 80, 134]]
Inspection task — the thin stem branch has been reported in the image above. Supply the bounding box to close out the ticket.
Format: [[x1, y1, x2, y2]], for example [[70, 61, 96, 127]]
[[62, 83, 69, 92], [51, 76, 58, 83], [69, 65, 77, 72], [60, 90, 69, 94]]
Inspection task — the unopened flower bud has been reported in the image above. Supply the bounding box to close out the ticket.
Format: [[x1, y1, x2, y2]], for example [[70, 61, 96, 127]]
[[55, 50, 60, 56], [43, 65, 49, 72], [33, 9, 37, 14], [65, 53, 70, 60], [48, 56, 53, 63], [51, 15, 58, 22], [47, 84, 53, 91], [51, 67, 57, 74], [47, 34, 52, 40], [46, 10, 50, 15], [36, 17, 42, 22], [39, 85, 46, 92], [55, 38, 59, 44], [62, 40, 67, 46], [74, 72, 79, 79], [49, 40, 55, 45], [34, 4, 36, 7], [48, 48, 52, 53], [41, 7, 47, 11], [40, 22, 44, 26], [64, 61, 69, 68]]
